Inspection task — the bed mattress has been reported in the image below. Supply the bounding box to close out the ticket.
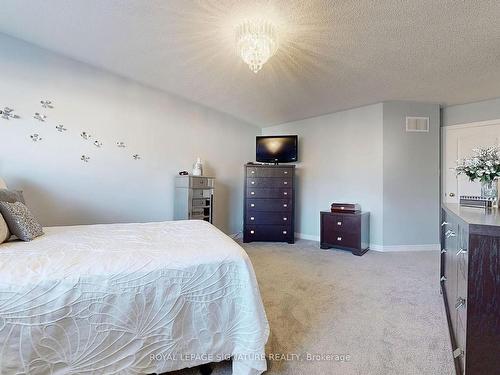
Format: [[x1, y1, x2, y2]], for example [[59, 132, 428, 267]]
[[0, 220, 269, 374]]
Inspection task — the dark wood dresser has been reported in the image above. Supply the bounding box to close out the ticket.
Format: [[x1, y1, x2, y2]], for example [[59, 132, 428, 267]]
[[243, 164, 295, 243], [441, 203, 500, 375], [320, 211, 370, 256]]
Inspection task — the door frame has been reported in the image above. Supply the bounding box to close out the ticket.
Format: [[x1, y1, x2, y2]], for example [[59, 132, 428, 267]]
[[441, 118, 500, 202]]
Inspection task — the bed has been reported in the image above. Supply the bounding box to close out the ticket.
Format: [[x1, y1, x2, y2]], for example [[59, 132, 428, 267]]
[[0, 220, 269, 375]]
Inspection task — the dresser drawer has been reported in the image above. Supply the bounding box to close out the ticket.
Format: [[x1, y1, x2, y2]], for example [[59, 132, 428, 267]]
[[246, 167, 293, 178], [323, 213, 360, 234], [247, 199, 292, 212], [192, 189, 212, 199], [246, 188, 292, 198], [246, 212, 292, 225], [322, 231, 359, 249], [190, 177, 214, 189], [247, 177, 292, 188], [245, 225, 292, 241]]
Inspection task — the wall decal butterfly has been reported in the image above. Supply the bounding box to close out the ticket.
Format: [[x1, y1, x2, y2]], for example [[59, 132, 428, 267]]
[[116, 141, 126, 148], [81, 155, 90, 163], [34, 112, 47, 122], [56, 124, 67, 132], [40, 100, 53, 109], [132, 154, 141, 160], [30, 134, 42, 142], [0, 107, 20, 119], [80, 132, 91, 140]]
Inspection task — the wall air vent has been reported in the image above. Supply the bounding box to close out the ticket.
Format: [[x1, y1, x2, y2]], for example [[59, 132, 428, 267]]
[[406, 116, 429, 132]]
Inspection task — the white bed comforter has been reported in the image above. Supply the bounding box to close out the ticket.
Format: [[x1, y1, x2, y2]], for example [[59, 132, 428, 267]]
[[0, 220, 269, 375]]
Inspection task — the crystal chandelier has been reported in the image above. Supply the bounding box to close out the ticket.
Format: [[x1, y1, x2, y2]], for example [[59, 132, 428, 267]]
[[236, 20, 278, 73]]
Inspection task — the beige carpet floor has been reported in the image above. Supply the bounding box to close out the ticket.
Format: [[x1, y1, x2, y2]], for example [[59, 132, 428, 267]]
[[170, 240, 455, 375]]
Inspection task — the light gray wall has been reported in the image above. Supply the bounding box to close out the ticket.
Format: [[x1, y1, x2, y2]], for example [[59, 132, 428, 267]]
[[262, 102, 441, 248], [262, 104, 384, 245], [382, 101, 440, 246], [442, 97, 500, 126], [0, 33, 259, 234]]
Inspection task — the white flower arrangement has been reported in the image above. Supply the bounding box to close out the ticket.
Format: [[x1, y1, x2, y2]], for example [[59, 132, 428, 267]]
[[456, 146, 500, 183]]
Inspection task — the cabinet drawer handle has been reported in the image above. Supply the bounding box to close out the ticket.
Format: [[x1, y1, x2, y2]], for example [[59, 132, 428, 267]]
[[284, 192, 288, 195], [284, 181, 288, 185], [283, 230, 287, 234], [250, 203, 255, 207], [456, 248, 468, 256], [440, 276, 447, 282], [250, 230, 255, 234], [284, 171, 288, 174], [441, 221, 449, 227], [283, 204, 288, 207], [251, 171, 255, 174], [445, 230, 456, 238], [250, 191, 255, 195], [250, 217, 255, 221], [453, 348, 464, 359], [337, 221, 342, 226], [283, 217, 287, 221], [251, 181, 255, 185], [440, 249, 447, 254], [337, 237, 342, 241], [455, 297, 466, 310]]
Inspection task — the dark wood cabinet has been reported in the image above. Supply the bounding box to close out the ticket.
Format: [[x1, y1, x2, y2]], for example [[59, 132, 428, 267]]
[[243, 164, 295, 243], [441, 204, 500, 375], [320, 211, 370, 256]]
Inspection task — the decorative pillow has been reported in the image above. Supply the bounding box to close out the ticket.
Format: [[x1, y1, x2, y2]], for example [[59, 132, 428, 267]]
[[0, 213, 10, 243], [0, 201, 43, 241], [0, 188, 25, 204]]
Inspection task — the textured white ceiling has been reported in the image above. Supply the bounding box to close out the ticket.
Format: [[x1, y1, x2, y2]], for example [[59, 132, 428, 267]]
[[0, 0, 499, 127]]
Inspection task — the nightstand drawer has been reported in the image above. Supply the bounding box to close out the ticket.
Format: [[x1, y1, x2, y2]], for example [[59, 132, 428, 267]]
[[246, 188, 292, 198], [323, 213, 360, 234], [322, 231, 359, 249], [246, 167, 293, 178], [247, 199, 292, 212], [246, 212, 292, 225], [247, 177, 292, 188]]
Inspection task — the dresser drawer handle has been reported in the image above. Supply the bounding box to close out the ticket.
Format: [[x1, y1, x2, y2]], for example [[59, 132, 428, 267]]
[[440, 249, 447, 254], [453, 348, 464, 359], [456, 248, 468, 256], [340, 206, 345, 210], [445, 230, 456, 238], [251, 171, 255, 174], [284, 192, 288, 195], [440, 276, 447, 282], [250, 203, 255, 207], [283, 217, 287, 221], [251, 181, 255, 185], [283, 204, 287, 207], [284, 181, 288, 185], [250, 230, 255, 234], [441, 221, 449, 227], [455, 297, 466, 310], [284, 171, 288, 174], [250, 191, 255, 195], [337, 237, 342, 241], [250, 217, 255, 221], [283, 230, 287, 234], [337, 221, 342, 226]]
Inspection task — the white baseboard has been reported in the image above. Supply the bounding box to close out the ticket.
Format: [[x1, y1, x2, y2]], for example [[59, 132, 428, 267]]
[[294, 233, 439, 252]]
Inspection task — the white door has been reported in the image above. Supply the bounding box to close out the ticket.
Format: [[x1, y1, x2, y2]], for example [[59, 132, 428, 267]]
[[443, 121, 500, 203]]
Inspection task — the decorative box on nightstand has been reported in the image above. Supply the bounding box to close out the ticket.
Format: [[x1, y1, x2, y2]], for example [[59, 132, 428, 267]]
[[320, 211, 370, 256]]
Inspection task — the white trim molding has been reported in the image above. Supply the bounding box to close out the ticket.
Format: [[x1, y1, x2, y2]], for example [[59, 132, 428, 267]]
[[295, 233, 439, 252]]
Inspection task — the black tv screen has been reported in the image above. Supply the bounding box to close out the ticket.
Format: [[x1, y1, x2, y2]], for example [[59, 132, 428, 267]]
[[256, 135, 298, 163]]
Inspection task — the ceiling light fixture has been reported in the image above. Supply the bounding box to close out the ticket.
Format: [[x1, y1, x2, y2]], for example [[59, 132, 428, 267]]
[[236, 19, 278, 73]]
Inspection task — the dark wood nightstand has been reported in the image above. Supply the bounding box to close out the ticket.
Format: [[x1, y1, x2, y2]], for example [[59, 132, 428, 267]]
[[320, 211, 370, 256]]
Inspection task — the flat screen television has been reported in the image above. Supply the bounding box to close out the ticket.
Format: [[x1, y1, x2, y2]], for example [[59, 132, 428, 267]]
[[256, 135, 298, 163]]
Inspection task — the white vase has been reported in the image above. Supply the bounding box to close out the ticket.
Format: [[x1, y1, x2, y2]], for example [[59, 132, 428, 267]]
[[192, 157, 203, 176]]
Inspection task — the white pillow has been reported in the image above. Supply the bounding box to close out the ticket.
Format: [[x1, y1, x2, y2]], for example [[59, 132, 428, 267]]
[[0, 178, 7, 189]]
